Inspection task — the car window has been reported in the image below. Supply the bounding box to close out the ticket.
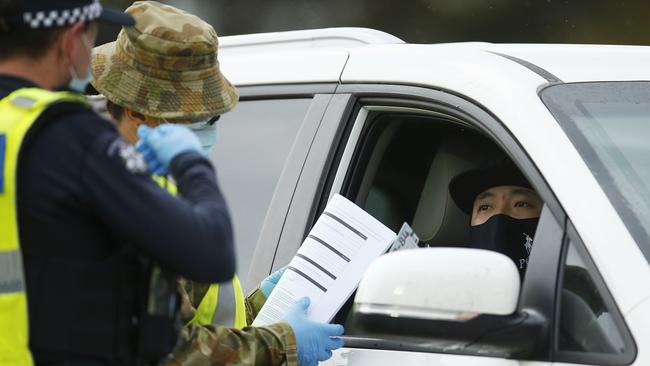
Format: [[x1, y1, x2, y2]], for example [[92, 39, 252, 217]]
[[542, 82, 650, 265], [210, 98, 312, 278], [559, 240, 626, 354], [335, 110, 514, 325], [333, 114, 474, 330]]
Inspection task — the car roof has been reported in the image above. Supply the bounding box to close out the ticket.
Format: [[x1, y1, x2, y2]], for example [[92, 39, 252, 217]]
[[485, 43, 650, 82], [219, 27, 650, 87]]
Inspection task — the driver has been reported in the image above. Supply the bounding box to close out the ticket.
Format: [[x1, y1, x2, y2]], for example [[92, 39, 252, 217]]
[[449, 158, 543, 279]]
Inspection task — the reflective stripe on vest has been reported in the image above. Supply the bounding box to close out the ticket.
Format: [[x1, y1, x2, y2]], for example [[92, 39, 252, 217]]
[[0, 250, 24, 293], [152, 176, 247, 328], [0, 87, 87, 366]]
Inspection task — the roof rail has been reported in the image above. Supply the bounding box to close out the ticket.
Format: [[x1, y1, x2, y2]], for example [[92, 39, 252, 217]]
[[220, 27, 404, 54]]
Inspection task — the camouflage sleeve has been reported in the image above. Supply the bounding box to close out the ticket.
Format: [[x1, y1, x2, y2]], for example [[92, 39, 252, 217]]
[[178, 278, 196, 323], [244, 288, 267, 325], [166, 322, 298, 366]]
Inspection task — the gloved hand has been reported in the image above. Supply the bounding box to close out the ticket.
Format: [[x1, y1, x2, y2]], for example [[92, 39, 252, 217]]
[[136, 124, 203, 176], [283, 297, 345, 366], [260, 266, 287, 298]]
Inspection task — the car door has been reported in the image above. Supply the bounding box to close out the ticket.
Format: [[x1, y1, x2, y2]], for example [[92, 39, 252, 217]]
[[268, 83, 636, 365]]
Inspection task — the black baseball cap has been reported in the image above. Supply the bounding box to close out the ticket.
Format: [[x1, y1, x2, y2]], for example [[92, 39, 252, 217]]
[[1, 0, 133, 31], [449, 158, 532, 215]]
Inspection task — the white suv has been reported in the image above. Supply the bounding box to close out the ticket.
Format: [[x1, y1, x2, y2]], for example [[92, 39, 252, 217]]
[[212, 28, 650, 366]]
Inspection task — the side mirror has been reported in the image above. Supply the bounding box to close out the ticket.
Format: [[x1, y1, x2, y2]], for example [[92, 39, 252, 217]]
[[351, 248, 546, 357], [356, 247, 520, 319]]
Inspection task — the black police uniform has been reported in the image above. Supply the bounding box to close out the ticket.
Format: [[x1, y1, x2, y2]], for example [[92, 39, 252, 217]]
[[1, 75, 236, 364]]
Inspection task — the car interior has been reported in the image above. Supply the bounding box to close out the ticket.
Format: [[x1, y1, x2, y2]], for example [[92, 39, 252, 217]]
[[334, 112, 502, 327], [346, 112, 500, 245], [332, 110, 625, 354]]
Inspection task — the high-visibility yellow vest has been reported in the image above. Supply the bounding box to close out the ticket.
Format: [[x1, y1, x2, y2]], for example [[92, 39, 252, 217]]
[[152, 176, 247, 329], [0, 87, 87, 366]]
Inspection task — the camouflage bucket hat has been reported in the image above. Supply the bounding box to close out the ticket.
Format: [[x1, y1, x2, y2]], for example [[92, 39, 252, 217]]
[[91, 1, 238, 121]]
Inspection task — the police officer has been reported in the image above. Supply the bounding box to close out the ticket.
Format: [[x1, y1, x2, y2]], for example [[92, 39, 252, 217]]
[[0, 0, 241, 363], [89, 3, 343, 365]]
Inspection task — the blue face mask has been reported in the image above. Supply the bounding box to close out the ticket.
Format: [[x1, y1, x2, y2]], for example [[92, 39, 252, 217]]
[[187, 120, 217, 154], [68, 33, 93, 93], [68, 67, 92, 93]]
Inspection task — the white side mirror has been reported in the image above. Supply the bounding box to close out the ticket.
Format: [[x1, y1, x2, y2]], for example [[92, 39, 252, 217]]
[[355, 247, 520, 321]]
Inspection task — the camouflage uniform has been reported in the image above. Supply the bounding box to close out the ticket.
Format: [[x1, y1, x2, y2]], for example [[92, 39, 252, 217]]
[[91, 2, 298, 365], [172, 282, 297, 366], [168, 323, 297, 366]]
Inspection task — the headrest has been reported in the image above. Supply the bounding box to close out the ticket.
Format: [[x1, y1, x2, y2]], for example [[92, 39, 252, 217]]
[[411, 133, 496, 245]]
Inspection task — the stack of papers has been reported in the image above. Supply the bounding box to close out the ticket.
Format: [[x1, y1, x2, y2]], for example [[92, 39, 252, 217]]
[[253, 194, 418, 325]]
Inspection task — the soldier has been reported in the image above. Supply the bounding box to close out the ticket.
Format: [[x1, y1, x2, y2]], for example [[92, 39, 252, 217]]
[[91, 2, 343, 365]]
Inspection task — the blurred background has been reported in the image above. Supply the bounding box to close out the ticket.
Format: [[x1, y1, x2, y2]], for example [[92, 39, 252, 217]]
[[99, 0, 650, 46]]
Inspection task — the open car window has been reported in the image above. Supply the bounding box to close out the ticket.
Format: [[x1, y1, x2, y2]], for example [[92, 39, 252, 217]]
[[332, 108, 546, 357]]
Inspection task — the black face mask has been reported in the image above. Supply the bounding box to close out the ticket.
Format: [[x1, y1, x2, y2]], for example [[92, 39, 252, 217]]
[[469, 214, 539, 279]]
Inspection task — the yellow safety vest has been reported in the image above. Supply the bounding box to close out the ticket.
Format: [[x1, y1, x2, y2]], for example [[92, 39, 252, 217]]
[[0, 87, 87, 366], [152, 176, 247, 329]]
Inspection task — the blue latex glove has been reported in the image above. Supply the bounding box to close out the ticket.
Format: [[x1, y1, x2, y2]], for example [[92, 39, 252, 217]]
[[260, 266, 287, 298], [283, 297, 345, 366], [136, 124, 203, 176]]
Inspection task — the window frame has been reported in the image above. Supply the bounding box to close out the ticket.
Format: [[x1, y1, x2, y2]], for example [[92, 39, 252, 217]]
[[553, 220, 637, 365], [268, 93, 357, 273]]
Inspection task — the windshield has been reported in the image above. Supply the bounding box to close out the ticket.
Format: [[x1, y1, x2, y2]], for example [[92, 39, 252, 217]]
[[541, 82, 650, 263]]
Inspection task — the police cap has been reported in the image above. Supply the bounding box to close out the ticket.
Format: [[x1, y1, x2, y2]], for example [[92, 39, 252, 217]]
[[0, 0, 133, 32]]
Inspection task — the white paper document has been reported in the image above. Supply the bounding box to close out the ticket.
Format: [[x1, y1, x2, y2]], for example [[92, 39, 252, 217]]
[[252, 194, 397, 326], [387, 222, 420, 252]]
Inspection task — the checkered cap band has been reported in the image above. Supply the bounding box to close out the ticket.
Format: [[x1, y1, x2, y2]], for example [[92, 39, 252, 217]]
[[22, 0, 103, 28]]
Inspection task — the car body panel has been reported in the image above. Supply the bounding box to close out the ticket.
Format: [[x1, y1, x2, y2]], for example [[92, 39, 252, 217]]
[[320, 347, 542, 366], [623, 296, 650, 365], [270, 94, 356, 273], [220, 49, 350, 86], [321, 348, 514, 366], [220, 27, 403, 55], [487, 44, 650, 82]]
